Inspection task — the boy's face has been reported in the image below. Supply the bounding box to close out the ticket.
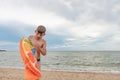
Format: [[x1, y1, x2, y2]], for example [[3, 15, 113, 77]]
[[35, 30, 45, 38]]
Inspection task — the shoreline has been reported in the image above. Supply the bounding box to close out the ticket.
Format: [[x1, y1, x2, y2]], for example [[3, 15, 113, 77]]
[[0, 68, 120, 80], [1, 66, 120, 74], [0, 67, 120, 74]]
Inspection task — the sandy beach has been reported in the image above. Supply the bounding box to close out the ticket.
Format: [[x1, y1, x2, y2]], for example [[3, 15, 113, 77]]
[[0, 68, 120, 80]]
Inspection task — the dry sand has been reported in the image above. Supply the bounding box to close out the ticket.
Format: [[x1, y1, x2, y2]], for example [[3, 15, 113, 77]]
[[0, 68, 120, 80]]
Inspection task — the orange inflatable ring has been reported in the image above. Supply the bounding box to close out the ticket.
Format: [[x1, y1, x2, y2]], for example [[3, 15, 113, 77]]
[[19, 38, 41, 80]]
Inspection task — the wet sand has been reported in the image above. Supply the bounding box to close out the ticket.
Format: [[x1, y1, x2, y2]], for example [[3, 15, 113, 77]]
[[0, 68, 120, 80]]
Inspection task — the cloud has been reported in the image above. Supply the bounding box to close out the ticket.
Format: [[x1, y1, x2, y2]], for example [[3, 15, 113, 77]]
[[0, 41, 18, 50], [50, 22, 120, 50], [0, 0, 120, 50], [0, 4, 65, 27]]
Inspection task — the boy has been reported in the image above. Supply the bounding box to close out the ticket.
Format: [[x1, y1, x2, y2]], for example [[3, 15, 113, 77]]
[[28, 25, 46, 70]]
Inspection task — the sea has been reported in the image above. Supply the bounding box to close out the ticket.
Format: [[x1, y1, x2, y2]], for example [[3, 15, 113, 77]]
[[0, 51, 120, 73]]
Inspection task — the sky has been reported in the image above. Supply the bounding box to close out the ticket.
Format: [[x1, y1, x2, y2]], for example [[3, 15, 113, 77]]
[[0, 0, 120, 51]]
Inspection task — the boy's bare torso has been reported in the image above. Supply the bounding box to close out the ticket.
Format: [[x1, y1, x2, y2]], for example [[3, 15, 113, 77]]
[[28, 35, 45, 59]]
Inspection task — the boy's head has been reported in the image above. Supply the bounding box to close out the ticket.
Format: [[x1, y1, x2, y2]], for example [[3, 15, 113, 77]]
[[37, 25, 46, 33], [35, 25, 46, 38]]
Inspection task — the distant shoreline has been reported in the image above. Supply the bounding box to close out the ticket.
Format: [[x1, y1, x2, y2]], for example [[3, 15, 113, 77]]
[[0, 50, 6, 52]]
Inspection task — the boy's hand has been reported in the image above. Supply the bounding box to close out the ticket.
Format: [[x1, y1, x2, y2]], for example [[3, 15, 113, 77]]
[[39, 47, 46, 56]]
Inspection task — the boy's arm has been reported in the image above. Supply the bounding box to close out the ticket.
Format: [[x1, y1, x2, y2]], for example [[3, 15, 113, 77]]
[[39, 41, 46, 56]]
